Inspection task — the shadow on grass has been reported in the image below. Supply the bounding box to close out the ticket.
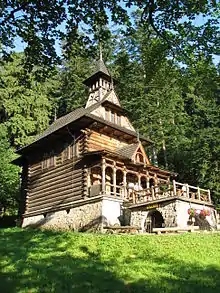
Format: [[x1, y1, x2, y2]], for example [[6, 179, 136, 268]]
[[0, 229, 220, 293]]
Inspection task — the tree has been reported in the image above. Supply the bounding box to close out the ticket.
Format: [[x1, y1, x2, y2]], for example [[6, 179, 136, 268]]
[[0, 1, 218, 73], [0, 125, 20, 215], [0, 53, 53, 147], [55, 42, 92, 116], [180, 59, 220, 204]]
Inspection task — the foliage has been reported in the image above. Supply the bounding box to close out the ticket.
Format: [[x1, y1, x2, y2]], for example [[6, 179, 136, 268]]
[[1, 228, 220, 292], [109, 15, 219, 203], [55, 42, 92, 117], [0, 126, 20, 215], [0, 1, 219, 72], [0, 53, 53, 147]]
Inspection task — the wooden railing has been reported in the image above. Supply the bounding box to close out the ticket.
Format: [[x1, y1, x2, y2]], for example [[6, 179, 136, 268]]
[[129, 181, 211, 205], [174, 181, 211, 202], [129, 188, 173, 204], [89, 180, 211, 204]]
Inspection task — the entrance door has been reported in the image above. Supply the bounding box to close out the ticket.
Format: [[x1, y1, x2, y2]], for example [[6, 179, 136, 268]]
[[145, 210, 165, 232]]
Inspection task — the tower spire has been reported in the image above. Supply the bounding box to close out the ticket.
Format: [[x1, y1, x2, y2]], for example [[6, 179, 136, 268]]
[[99, 42, 103, 61]]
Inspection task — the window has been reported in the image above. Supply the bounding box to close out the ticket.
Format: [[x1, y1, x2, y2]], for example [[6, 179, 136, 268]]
[[62, 143, 78, 162], [42, 152, 56, 170], [111, 112, 115, 123], [105, 108, 122, 126], [136, 153, 144, 163], [105, 109, 110, 120], [116, 114, 121, 125]]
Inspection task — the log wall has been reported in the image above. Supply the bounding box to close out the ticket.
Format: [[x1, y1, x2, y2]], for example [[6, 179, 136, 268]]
[[24, 135, 85, 216], [86, 130, 128, 153]]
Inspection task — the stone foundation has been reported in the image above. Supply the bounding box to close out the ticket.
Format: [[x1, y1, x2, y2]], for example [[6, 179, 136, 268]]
[[22, 196, 123, 231], [129, 199, 217, 231], [22, 196, 217, 232]]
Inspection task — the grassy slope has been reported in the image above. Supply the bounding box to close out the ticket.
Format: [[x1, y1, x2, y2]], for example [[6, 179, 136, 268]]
[[0, 229, 220, 293]]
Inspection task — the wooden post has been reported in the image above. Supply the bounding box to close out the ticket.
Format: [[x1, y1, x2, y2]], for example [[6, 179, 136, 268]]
[[101, 158, 106, 194], [186, 184, 189, 198], [151, 186, 155, 200], [173, 180, 176, 196], [123, 169, 127, 199], [113, 165, 116, 197], [146, 178, 150, 189], [197, 187, 201, 201], [138, 174, 141, 187], [208, 189, 211, 202], [87, 168, 91, 197]]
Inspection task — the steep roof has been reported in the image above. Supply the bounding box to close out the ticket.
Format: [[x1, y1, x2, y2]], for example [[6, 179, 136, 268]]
[[35, 107, 86, 142], [95, 59, 110, 76], [16, 94, 153, 155], [83, 59, 111, 86], [116, 143, 140, 159]]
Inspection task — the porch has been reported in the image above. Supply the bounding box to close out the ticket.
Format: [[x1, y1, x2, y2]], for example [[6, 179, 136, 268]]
[[86, 158, 211, 205]]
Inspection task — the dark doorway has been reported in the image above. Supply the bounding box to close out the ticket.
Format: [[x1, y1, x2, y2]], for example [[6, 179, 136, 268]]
[[145, 210, 165, 232]]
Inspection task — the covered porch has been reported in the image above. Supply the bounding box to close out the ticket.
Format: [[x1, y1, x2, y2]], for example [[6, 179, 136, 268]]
[[86, 156, 211, 205]]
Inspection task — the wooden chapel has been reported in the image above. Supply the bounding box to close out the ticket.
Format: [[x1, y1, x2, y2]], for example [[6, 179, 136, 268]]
[[14, 55, 214, 231]]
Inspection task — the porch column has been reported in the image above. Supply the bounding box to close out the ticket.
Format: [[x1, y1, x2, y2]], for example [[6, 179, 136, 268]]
[[102, 158, 106, 194], [146, 171, 150, 189], [138, 173, 141, 188], [208, 189, 211, 202], [123, 169, 127, 199], [186, 184, 189, 198], [113, 164, 117, 197], [151, 186, 155, 200], [173, 180, 176, 196], [154, 174, 159, 195], [197, 187, 201, 201]]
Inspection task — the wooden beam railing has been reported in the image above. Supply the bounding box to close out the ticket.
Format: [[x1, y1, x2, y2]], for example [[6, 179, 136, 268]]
[[89, 178, 211, 204], [174, 181, 211, 203]]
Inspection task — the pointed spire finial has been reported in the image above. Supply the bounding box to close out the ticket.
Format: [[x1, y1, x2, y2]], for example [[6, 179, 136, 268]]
[[137, 129, 140, 142]]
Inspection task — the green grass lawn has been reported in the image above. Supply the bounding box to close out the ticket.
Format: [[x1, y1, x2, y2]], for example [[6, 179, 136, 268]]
[[0, 228, 220, 293]]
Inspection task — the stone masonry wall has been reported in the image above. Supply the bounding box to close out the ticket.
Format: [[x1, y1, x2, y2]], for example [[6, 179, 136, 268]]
[[22, 200, 103, 232], [158, 201, 177, 227], [130, 201, 178, 231], [130, 199, 217, 231]]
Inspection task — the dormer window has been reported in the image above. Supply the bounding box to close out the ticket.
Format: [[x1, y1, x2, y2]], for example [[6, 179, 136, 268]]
[[111, 111, 115, 123], [116, 114, 121, 126], [133, 145, 150, 165], [135, 153, 144, 163]]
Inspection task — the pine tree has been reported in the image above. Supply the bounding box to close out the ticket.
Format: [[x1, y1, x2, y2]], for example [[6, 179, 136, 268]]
[[0, 53, 53, 147]]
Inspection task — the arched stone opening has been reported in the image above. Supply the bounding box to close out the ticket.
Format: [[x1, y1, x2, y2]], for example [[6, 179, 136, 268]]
[[145, 210, 165, 232]]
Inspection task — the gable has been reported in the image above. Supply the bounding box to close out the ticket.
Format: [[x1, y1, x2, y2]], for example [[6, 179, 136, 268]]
[[89, 89, 135, 132], [116, 142, 150, 165], [104, 90, 121, 106], [132, 143, 150, 165]]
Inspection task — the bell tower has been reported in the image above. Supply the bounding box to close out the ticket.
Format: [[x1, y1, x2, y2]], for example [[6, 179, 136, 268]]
[[84, 52, 112, 108]]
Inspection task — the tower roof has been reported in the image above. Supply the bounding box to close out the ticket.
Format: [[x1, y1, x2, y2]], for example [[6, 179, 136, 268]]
[[83, 58, 111, 86]]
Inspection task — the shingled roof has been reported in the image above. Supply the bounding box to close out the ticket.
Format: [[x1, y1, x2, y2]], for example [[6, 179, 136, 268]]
[[35, 107, 86, 142], [83, 58, 111, 86], [116, 143, 140, 160], [95, 59, 110, 76]]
